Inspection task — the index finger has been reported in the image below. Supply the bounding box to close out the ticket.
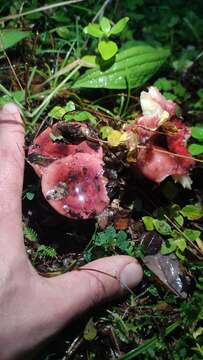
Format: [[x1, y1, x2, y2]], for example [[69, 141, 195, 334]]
[[0, 103, 25, 256]]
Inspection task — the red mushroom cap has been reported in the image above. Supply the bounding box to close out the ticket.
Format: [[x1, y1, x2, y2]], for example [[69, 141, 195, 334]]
[[41, 153, 109, 219], [28, 123, 103, 176]]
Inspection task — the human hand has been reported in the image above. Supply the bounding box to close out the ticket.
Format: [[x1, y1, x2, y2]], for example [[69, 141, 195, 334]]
[[0, 104, 143, 360]]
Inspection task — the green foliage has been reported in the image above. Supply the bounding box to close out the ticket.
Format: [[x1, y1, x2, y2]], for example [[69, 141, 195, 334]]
[[23, 226, 38, 242], [188, 144, 203, 156], [73, 45, 169, 89], [83, 317, 97, 341], [142, 216, 154, 231], [98, 40, 118, 61], [154, 77, 189, 102], [24, 191, 35, 201], [64, 111, 97, 126], [100, 126, 114, 139], [2, 2, 203, 359], [142, 203, 203, 259], [188, 123, 203, 156], [153, 219, 172, 236], [192, 89, 203, 110], [84, 16, 129, 61], [48, 102, 97, 126], [84, 23, 103, 38], [0, 90, 25, 107], [84, 225, 133, 262], [191, 125, 203, 140], [180, 204, 203, 220], [35, 245, 57, 259], [48, 106, 66, 119], [110, 17, 129, 36], [0, 30, 31, 51]]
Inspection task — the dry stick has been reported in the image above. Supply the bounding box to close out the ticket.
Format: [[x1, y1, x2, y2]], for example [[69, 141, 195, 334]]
[[0, 34, 24, 92], [92, 0, 112, 22], [0, 0, 85, 23], [28, 63, 83, 125], [137, 144, 203, 164], [2, 49, 24, 92]]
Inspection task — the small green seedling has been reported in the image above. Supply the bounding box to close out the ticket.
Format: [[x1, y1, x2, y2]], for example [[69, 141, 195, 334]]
[[83, 16, 129, 61], [188, 123, 203, 156]]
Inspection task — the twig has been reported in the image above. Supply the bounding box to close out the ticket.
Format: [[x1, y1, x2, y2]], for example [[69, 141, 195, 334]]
[[92, 0, 112, 22], [138, 144, 203, 164], [0, 0, 85, 23]]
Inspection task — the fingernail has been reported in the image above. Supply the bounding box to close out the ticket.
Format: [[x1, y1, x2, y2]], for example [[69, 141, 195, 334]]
[[120, 262, 143, 289], [3, 103, 19, 113]]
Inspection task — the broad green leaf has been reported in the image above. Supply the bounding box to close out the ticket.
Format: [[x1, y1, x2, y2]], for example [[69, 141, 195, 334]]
[[171, 230, 180, 240], [142, 216, 154, 231], [174, 214, 184, 227], [116, 231, 129, 252], [175, 238, 186, 252], [48, 106, 66, 119], [188, 143, 203, 156], [184, 228, 201, 241], [55, 26, 69, 39], [153, 219, 172, 236], [73, 45, 170, 89], [65, 100, 75, 112], [94, 225, 116, 246], [175, 248, 185, 260], [110, 17, 129, 35], [83, 317, 97, 341], [169, 203, 181, 218], [191, 125, 203, 140], [154, 78, 172, 91], [0, 30, 31, 51], [98, 40, 118, 60], [0, 90, 25, 106], [100, 17, 111, 35], [83, 23, 103, 38], [82, 55, 97, 65], [180, 204, 203, 220], [64, 111, 97, 126], [25, 192, 35, 201], [161, 239, 177, 255]]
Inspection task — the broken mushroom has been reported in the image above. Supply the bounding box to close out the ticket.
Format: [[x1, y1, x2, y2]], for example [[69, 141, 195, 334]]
[[28, 122, 103, 176], [41, 153, 109, 219]]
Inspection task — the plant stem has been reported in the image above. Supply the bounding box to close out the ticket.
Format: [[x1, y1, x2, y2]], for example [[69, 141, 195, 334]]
[[0, 0, 85, 23]]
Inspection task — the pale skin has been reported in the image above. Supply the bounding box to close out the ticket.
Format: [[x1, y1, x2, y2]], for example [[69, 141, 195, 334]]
[[0, 103, 143, 360]]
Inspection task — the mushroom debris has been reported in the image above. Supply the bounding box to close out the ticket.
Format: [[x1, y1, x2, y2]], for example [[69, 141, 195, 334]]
[[126, 86, 195, 188], [28, 87, 195, 220], [28, 122, 109, 219]]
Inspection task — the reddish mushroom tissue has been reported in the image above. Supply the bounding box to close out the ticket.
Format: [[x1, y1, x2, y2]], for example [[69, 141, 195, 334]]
[[128, 87, 195, 188], [41, 153, 109, 219], [28, 87, 195, 220], [28, 122, 103, 177], [28, 122, 108, 219]]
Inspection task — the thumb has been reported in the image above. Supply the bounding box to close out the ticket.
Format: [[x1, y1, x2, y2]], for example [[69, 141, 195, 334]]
[[40, 256, 143, 330]]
